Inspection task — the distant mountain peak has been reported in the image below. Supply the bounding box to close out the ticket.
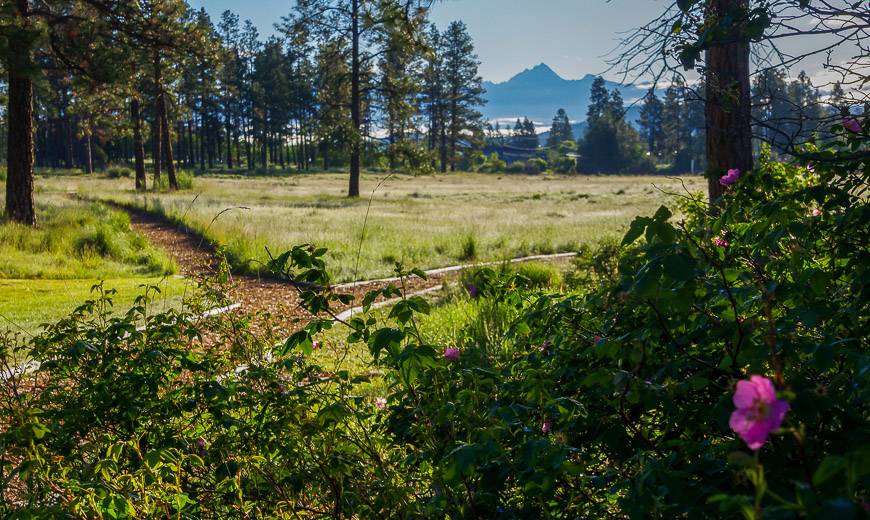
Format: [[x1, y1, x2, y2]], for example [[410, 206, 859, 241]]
[[481, 63, 648, 125], [507, 63, 563, 84]]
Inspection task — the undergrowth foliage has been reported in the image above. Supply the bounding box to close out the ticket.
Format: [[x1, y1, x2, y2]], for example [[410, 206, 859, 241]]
[[1, 124, 868, 518]]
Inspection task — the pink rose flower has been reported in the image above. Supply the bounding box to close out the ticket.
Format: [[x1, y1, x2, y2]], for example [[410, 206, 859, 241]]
[[719, 168, 741, 187], [443, 347, 460, 361], [312, 340, 321, 350], [843, 117, 863, 134], [540, 340, 552, 353], [593, 335, 602, 346], [811, 208, 822, 217], [729, 375, 790, 450], [713, 237, 729, 248], [541, 420, 552, 434], [375, 397, 387, 410]]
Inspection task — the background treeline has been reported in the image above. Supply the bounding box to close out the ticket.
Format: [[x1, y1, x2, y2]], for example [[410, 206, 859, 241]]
[[480, 71, 853, 176], [0, 1, 486, 187]]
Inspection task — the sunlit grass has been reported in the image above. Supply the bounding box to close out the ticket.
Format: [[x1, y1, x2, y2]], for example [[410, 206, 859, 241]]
[[0, 276, 191, 335], [59, 171, 704, 282], [0, 189, 176, 279]]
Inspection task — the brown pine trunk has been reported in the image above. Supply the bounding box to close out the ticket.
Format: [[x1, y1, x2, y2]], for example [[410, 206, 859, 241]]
[[348, 0, 361, 197], [4, 0, 36, 226], [63, 111, 74, 169], [5, 68, 36, 225], [152, 112, 162, 185], [152, 54, 163, 187], [160, 93, 178, 190], [704, 0, 753, 203], [131, 98, 146, 190], [84, 127, 94, 174]]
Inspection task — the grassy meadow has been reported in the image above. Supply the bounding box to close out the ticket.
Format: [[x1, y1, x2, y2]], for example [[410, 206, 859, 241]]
[[3, 170, 703, 331], [74, 171, 705, 282], [0, 183, 182, 333]]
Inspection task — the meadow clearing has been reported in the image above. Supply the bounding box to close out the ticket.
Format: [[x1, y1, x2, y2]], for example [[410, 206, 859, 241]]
[[2, 171, 703, 332], [84, 171, 705, 281]]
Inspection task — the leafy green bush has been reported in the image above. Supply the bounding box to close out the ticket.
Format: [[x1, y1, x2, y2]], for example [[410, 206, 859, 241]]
[[3, 123, 867, 518], [551, 155, 576, 174], [506, 160, 526, 173], [524, 157, 548, 174], [479, 152, 507, 173], [0, 166, 6, 181], [106, 165, 133, 178]]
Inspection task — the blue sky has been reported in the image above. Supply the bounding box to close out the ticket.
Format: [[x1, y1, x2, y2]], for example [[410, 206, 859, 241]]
[[188, 0, 668, 83]]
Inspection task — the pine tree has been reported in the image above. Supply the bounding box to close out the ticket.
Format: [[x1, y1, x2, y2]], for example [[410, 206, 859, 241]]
[[441, 21, 486, 172], [546, 108, 573, 148], [637, 90, 663, 157], [586, 76, 609, 124]]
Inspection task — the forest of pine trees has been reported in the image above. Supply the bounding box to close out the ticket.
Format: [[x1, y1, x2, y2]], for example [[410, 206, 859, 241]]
[[0, 0, 487, 223]]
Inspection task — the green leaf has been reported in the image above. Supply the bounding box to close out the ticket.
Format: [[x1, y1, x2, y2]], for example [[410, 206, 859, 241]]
[[622, 216, 650, 246], [813, 455, 847, 486]]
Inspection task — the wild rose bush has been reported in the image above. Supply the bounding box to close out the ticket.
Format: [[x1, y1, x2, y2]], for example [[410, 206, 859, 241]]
[[309, 127, 867, 517], [0, 285, 415, 518], [2, 123, 867, 518]]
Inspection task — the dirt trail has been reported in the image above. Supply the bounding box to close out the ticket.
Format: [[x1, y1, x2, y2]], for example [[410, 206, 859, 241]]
[[124, 207, 449, 332], [123, 204, 579, 335]]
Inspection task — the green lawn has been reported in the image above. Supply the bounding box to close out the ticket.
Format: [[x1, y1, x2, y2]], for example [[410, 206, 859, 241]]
[[63, 171, 705, 282], [0, 276, 191, 335], [1, 180, 181, 334]]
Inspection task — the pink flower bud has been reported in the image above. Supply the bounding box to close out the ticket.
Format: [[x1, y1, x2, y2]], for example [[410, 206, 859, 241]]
[[719, 168, 741, 187], [541, 420, 552, 434], [843, 117, 863, 134]]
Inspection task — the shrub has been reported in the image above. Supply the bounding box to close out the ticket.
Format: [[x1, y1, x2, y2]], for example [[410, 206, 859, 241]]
[[524, 157, 548, 174], [479, 152, 506, 173], [106, 165, 133, 178], [551, 155, 576, 174], [506, 160, 526, 173], [0, 166, 6, 181], [3, 124, 867, 519]]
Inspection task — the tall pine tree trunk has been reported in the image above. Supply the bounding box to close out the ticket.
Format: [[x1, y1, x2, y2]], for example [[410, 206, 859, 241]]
[[187, 119, 194, 168], [5, 61, 36, 225], [704, 0, 753, 203], [4, 0, 36, 226], [160, 93, 177, 190], [131, 98, 146, 191], [348, 0, 361, 197], [226, 123, 234, 169], [152, 105, 162, 186], [84, 126, 94, 174]]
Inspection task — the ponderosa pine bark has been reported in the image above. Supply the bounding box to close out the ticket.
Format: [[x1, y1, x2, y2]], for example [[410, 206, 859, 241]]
[[348, 0, 361, 197], [704, 0, 753, 203], [159, 93, 178, 190], [4, 0, 36, 226], [131, 98, 146, 190]]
